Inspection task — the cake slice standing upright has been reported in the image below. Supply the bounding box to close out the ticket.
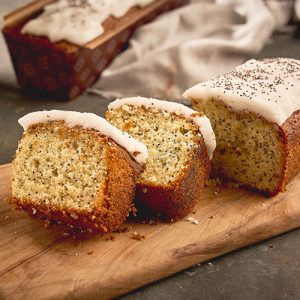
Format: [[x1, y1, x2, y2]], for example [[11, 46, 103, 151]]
[[184, 58, 300, 196], [11, 110, 147, 232], [106, 97, 216, 220]]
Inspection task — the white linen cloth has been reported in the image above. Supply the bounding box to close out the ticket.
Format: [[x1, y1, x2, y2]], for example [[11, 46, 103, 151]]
[[295, 0, 300, 21], [87, 0, 294, 101]]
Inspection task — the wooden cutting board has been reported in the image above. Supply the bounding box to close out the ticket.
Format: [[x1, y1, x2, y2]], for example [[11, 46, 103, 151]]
[[1, 163, 300, 299]]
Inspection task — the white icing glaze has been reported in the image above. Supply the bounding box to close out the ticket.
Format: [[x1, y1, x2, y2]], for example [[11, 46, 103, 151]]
[[108, 97, 216, 160], [18, 110, 148, 164], [21, 0, 156, 46], [183, 58, 300, 126]]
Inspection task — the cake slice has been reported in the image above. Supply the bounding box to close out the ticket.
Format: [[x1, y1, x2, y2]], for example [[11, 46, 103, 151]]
[[106, 97, 216, 220], [10, 110, 147, 232], [184, 58, 300, 196]]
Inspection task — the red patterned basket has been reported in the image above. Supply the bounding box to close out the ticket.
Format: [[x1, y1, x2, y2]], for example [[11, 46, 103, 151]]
[[2, 0, 188, 100]]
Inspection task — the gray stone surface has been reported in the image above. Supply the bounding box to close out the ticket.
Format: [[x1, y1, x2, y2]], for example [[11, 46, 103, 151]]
[[120, 230, 300, 300], [1, 1, 300, 299]]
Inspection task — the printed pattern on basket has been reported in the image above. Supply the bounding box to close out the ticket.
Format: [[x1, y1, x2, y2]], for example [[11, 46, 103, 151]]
[[3, 0, 188, 100]]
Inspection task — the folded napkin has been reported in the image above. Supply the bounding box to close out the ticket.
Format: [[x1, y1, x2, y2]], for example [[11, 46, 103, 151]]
[[89, 0, 276, 101]]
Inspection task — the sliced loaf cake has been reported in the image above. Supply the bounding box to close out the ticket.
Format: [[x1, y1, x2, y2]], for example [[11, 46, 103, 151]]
[[184, 58, 300, 196], [11, 110, 147, 232], [106, 97, 216, 220]]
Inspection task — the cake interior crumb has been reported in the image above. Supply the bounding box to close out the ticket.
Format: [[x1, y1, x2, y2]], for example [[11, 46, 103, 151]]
[[193, 98, 284, 192], [106, 105, 202, 185], [11, 121, 108, 212]]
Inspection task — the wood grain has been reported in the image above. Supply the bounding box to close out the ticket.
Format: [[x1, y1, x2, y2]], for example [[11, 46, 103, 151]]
[[0, 163, 300, 299], [3, 0, 54, 27]]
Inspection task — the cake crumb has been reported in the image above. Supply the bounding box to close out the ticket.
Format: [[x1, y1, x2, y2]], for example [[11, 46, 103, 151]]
[[5, 215, 10, 219], [148, 219, 156, 225], [223, 182, 241, 189], [185, 270, 196, 277], [62, 232, 70, 237], [131, 205, 137, 217], [133, 151, 141, 157], [131, 231, 146, 241], [87, 250, 94, 255], [207, 178, 222, 187], [106, 235, 115, 241], [209, 215, 214, 219], [44, 220, 51, 227], [186, 216, 198, 225], [32, 208, 37, 215], [70, 213, 78, 220]]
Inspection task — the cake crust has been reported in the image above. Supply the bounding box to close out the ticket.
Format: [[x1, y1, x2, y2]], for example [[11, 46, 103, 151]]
[[106, 99, 213, 220], [193, 99, 300, 197], [135, 141, 210, 220], [186, 58, 300, 197], [277, 110, 300, 196], [10, 122, 143, 233]]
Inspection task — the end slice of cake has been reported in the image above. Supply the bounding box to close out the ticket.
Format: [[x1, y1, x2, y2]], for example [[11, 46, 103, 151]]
[[10, 110, 148, 232], [106, 97, 216, 220], [184, 58, 300, 196]]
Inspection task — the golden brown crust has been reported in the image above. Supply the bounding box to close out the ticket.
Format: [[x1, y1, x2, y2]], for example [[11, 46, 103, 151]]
[[135, 138, 210, 221], [95, 140, 142, 232], [273, 110, 300, 196], [193, 99, 300, 197], [223, 111, 300, 197], [10, 123, 142, 233], [105, 105, 211, 221]]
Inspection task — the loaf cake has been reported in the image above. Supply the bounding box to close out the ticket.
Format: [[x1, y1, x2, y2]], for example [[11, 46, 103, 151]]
[[10, 110, 148, 232], [2, 0, 187, 100], [184, 58, 300, 196], [106, 97, 216, 220]]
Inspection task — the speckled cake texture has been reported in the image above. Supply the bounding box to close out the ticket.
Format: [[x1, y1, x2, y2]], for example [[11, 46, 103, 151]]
[[106, 97, 214, 220], [184, 58, 300, 196], [10, 111, 146, 232]]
